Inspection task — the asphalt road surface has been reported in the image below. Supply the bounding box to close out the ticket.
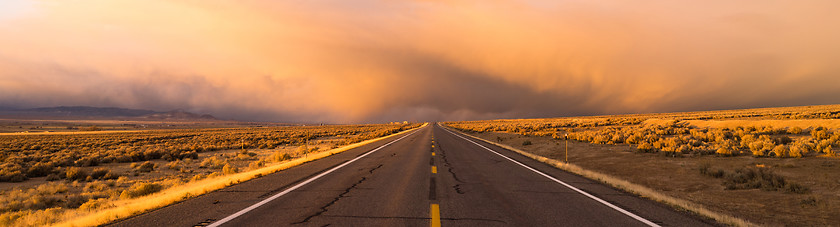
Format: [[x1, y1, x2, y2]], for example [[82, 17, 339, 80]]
[[111, 124, 716, 227]]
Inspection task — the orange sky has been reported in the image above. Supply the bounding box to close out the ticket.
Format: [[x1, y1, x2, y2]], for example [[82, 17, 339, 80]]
[[1, 0, 839, 123]]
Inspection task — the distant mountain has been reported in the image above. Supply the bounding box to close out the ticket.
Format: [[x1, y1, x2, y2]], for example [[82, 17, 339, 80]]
[[0, 106, 218, 121], [26, 106, 158, 117], [141, 110, 218, 120]]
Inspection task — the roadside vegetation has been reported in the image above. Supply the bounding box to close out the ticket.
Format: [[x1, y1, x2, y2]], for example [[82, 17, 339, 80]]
[[445, 104, 840, 226], [0, 123, 420, 226], [448, 105, 840, 159]]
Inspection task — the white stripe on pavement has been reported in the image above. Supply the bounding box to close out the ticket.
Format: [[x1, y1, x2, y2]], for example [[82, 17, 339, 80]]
[[442, 126, 661, 227], [208, 127, 423, 227]]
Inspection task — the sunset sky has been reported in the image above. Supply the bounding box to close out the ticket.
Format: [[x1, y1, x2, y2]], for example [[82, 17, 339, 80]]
[[1, 0, 839, 123]]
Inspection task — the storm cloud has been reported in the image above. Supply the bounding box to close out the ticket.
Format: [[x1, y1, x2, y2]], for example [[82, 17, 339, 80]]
[[1, 0, 839, 123]]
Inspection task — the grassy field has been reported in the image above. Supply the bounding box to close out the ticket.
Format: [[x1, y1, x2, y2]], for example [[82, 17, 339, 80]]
[[0, 123, 421, 226], [445, 104, 840, 226]]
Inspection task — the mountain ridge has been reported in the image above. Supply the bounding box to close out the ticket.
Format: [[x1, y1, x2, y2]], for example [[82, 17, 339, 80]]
[[0, 106, 218, 120]]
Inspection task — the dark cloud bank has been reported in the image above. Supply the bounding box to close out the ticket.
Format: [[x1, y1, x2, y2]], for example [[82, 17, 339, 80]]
[[1, 0, 840, 123]]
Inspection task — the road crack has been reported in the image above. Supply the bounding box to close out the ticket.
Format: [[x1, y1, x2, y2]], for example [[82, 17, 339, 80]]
[[292, 164, 383, 224], [437, 143, 468, 194], [443, 217, 507, 224], [257, 160, 350, 199]]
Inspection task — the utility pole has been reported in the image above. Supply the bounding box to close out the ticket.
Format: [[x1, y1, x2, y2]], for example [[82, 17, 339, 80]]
[[564, 134, 569, 163]]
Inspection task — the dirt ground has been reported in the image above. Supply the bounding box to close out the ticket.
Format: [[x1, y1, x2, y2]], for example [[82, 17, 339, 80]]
[[467, 131, 840, 226]]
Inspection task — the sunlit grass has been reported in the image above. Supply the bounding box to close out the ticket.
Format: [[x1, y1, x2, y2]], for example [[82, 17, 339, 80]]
[[683, 119, 840, 130], [53, 123, 424, 227]]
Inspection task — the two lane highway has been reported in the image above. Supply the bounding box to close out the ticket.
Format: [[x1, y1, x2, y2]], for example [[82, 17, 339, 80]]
[[112, 124, 714, 226]]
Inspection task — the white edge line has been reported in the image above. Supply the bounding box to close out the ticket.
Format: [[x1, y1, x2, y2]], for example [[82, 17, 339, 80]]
[[207, 127, 423, 227], [441, 126, 661, 227]]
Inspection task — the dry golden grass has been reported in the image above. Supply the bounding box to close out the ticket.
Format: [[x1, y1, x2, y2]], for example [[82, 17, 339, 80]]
[[54, 123, 426, 227], [443, 124, 757, 227], [683, 119, 840, 130]]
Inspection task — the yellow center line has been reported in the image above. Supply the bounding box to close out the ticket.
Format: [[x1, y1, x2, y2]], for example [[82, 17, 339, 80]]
[[430, 204, 441, 227], [432, 152, 435, 156], [431, 166, 437, 173]]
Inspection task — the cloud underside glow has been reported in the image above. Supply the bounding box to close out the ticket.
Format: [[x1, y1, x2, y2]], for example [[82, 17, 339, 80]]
[[1, 0, 839, 123]]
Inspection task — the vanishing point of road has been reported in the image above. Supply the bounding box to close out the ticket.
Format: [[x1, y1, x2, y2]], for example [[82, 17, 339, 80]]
[[111, 124, 716, 226]]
